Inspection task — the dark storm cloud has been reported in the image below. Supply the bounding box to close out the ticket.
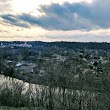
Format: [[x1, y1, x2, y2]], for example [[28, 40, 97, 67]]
[[0, 0, 110, 31]]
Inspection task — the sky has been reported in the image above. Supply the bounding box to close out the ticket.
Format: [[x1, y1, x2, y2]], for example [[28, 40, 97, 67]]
[[0, 0, 110, 42]]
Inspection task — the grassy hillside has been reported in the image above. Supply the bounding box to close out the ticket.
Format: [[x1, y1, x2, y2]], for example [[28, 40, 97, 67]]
[[0, 106, 46, 110]]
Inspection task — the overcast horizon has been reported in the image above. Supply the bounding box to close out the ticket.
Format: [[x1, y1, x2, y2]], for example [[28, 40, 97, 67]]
[[0, 0, 110, 42]]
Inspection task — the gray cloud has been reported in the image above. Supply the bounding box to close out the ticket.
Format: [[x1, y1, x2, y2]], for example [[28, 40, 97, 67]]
[[1, 14, 30, 28], [0, 0, 110, 31]]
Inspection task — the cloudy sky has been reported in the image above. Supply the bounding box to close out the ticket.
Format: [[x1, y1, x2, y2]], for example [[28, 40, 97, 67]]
[[0, 0, 110, 42]]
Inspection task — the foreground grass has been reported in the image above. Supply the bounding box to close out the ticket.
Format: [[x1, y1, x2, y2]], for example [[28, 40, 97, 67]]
[[0, 106, 46, 110]]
